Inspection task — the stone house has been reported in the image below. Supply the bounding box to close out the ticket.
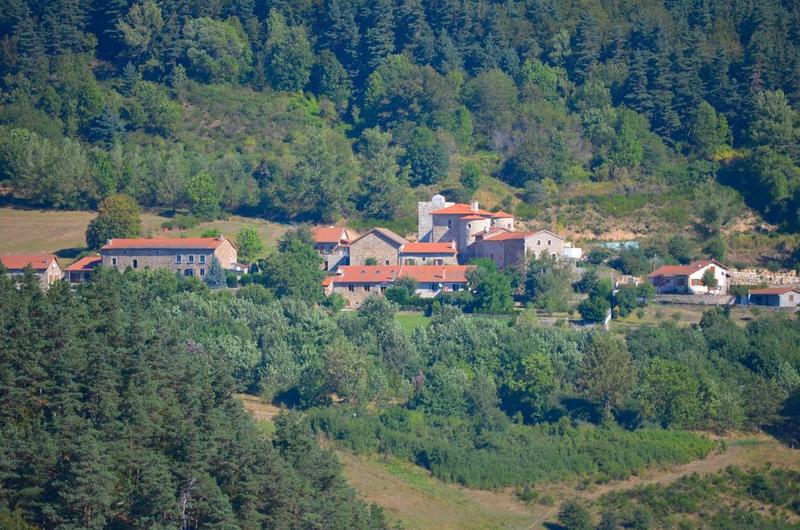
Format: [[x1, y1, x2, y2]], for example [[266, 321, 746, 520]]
[[313, 226, 357, 272], [66, 255, 102, 284], [101, 236, 238, 279], [748, 287, 800, 308], [324, 264, 472, 308], [1, 254, 63, 289], [647, 259, 729, 295], [399, 242, 458, 265], [471, 228, 565, 269], [348, 228, 408, 266]]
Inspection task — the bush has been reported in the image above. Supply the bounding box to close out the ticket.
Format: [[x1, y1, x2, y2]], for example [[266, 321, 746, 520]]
[[161, 214, 201, 230], [558, 500, 593, 530]]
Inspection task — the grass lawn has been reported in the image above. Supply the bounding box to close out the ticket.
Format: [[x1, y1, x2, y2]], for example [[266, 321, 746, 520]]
[[337, 451, 534, 530], [395, 312, 431, 333], [0, 206, 287, 264]]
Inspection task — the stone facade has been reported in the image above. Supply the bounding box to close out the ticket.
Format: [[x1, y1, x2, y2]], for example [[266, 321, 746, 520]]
[[348, 229, 407, 266], [418, 194, 453, 241], [101, 237, 238, 280], [471, 230, 565, 269], [1, 255, 62, 289]]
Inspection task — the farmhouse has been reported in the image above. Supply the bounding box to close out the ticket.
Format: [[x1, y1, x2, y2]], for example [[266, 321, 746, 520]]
[[101, 236, 238, 278], [313, 226, 357, 271], [66, 255, 102, 284], [324, 264, 472, 307], [348, 228, 408, 266], [647, 259, 729, 294], [748, 287, 800, 308], [0, 254, 63, 289], [471, 228, 565, 269]]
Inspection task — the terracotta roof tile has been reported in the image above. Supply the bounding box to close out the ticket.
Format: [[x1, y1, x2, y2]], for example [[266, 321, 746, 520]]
[[313, 226, 352, 244], [101, 237, 231, 250], [430, 203, 494, 216], [401, 242, 457, 254], [491, 211, 514, 218], [331, 265, 472, 285], [0, 254, 57, 271], [648, 259, 727, 278], [66, 256, 102, 272]]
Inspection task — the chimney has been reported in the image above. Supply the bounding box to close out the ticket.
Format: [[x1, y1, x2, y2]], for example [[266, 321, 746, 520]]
[[470, 200, 479, 212]]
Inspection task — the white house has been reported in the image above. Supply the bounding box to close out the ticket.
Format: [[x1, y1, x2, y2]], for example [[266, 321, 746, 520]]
[[647, 259, 729, 294]]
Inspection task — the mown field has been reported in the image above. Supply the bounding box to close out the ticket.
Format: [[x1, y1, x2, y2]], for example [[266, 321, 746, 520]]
[[0, 206, 287, 263]]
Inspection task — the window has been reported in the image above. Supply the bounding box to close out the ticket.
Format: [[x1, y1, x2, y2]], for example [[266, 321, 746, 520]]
[[323, 260, 329, 271], [176, 254, 182, 264], [691, 278, 702, 286], [537, 240, 541, 246], [380, 286, 387, 292], [184, 269, 193, 277], [789, 295, 794, 302], [348, 285, 355, 292], [132, 259, 138, 269], [111, 257, 117, 266], [430, 283, 437, 290], [434, 259, 443, 265], [188, 255, 194, 263], [364, 285, 370, 291], [200, 268, 205, 276], [384, 259, 390, 265], [548, 240, 552, 245], [447, 220, 452, 228], [453, 284, 460, 292], [199, 254, 206, 264]]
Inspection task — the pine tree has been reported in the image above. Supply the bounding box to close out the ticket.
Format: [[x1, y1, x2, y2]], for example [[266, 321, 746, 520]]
[[204, 257, 227, 289], [397, 0, 435, 64], [570, 12, 600, 84], [14, 9, 46, 77], [322, 0, 361, 80], [433, 29, 462, 73], [672, 30, 705, 134], [624, 50, 653, 117], [361, 0, 395, 71], [88, 106, 126, 146], [706, 46, 739, 121]]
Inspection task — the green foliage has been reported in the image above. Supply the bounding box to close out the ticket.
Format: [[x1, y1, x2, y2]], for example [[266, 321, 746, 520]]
[[309, 406, 713, 489], [183, 17, 252, 84], [85, 193, 141, 248], [0, 270, 384, 529], [403, 126, 449, 186], [467, 259, 514, 314], [578, 333, 637, 418], [236, 225, 264, 260], [204, 256, 227, 289], [558, 499, 593, 530], [525, 255, 573, 313], [263, 10, 314, 92], [258, 227, 325, 302]]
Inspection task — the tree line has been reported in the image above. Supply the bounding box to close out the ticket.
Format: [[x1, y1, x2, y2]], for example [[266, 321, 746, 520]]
[[0, 0, 798, 231]]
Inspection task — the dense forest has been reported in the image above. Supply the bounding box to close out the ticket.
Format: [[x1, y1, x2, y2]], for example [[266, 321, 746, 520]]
[[0, 0, 799, 242], [1, 229, 799, 526]]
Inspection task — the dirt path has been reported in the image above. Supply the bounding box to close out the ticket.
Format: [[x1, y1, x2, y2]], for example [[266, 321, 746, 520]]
[[235, 393, 281, 422]]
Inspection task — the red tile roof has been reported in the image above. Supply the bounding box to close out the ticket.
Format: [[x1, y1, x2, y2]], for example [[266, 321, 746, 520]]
[[491, 211, 514, 218], [0, 254, 57, 271], [321, 276, 334, 287], [648, 259, 727, 278], [331, 265, 472, 285], [430, 203, 494, 216], [101, 237, 231, 250], [749, 287, 800, 295], [66, 255, 102, 272], [313, 226, 353, 244], [460, 214, 488, 220], [401, 242, 457, 254], [481, 229, 563, 242]]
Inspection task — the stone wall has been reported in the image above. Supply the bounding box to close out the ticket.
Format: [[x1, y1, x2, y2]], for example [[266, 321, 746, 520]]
[[728, 268, 800, 287], [349, 232, 401, 266]]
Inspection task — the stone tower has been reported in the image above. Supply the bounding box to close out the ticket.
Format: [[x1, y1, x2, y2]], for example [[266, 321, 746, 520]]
[[417, 194, 453, 241]]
